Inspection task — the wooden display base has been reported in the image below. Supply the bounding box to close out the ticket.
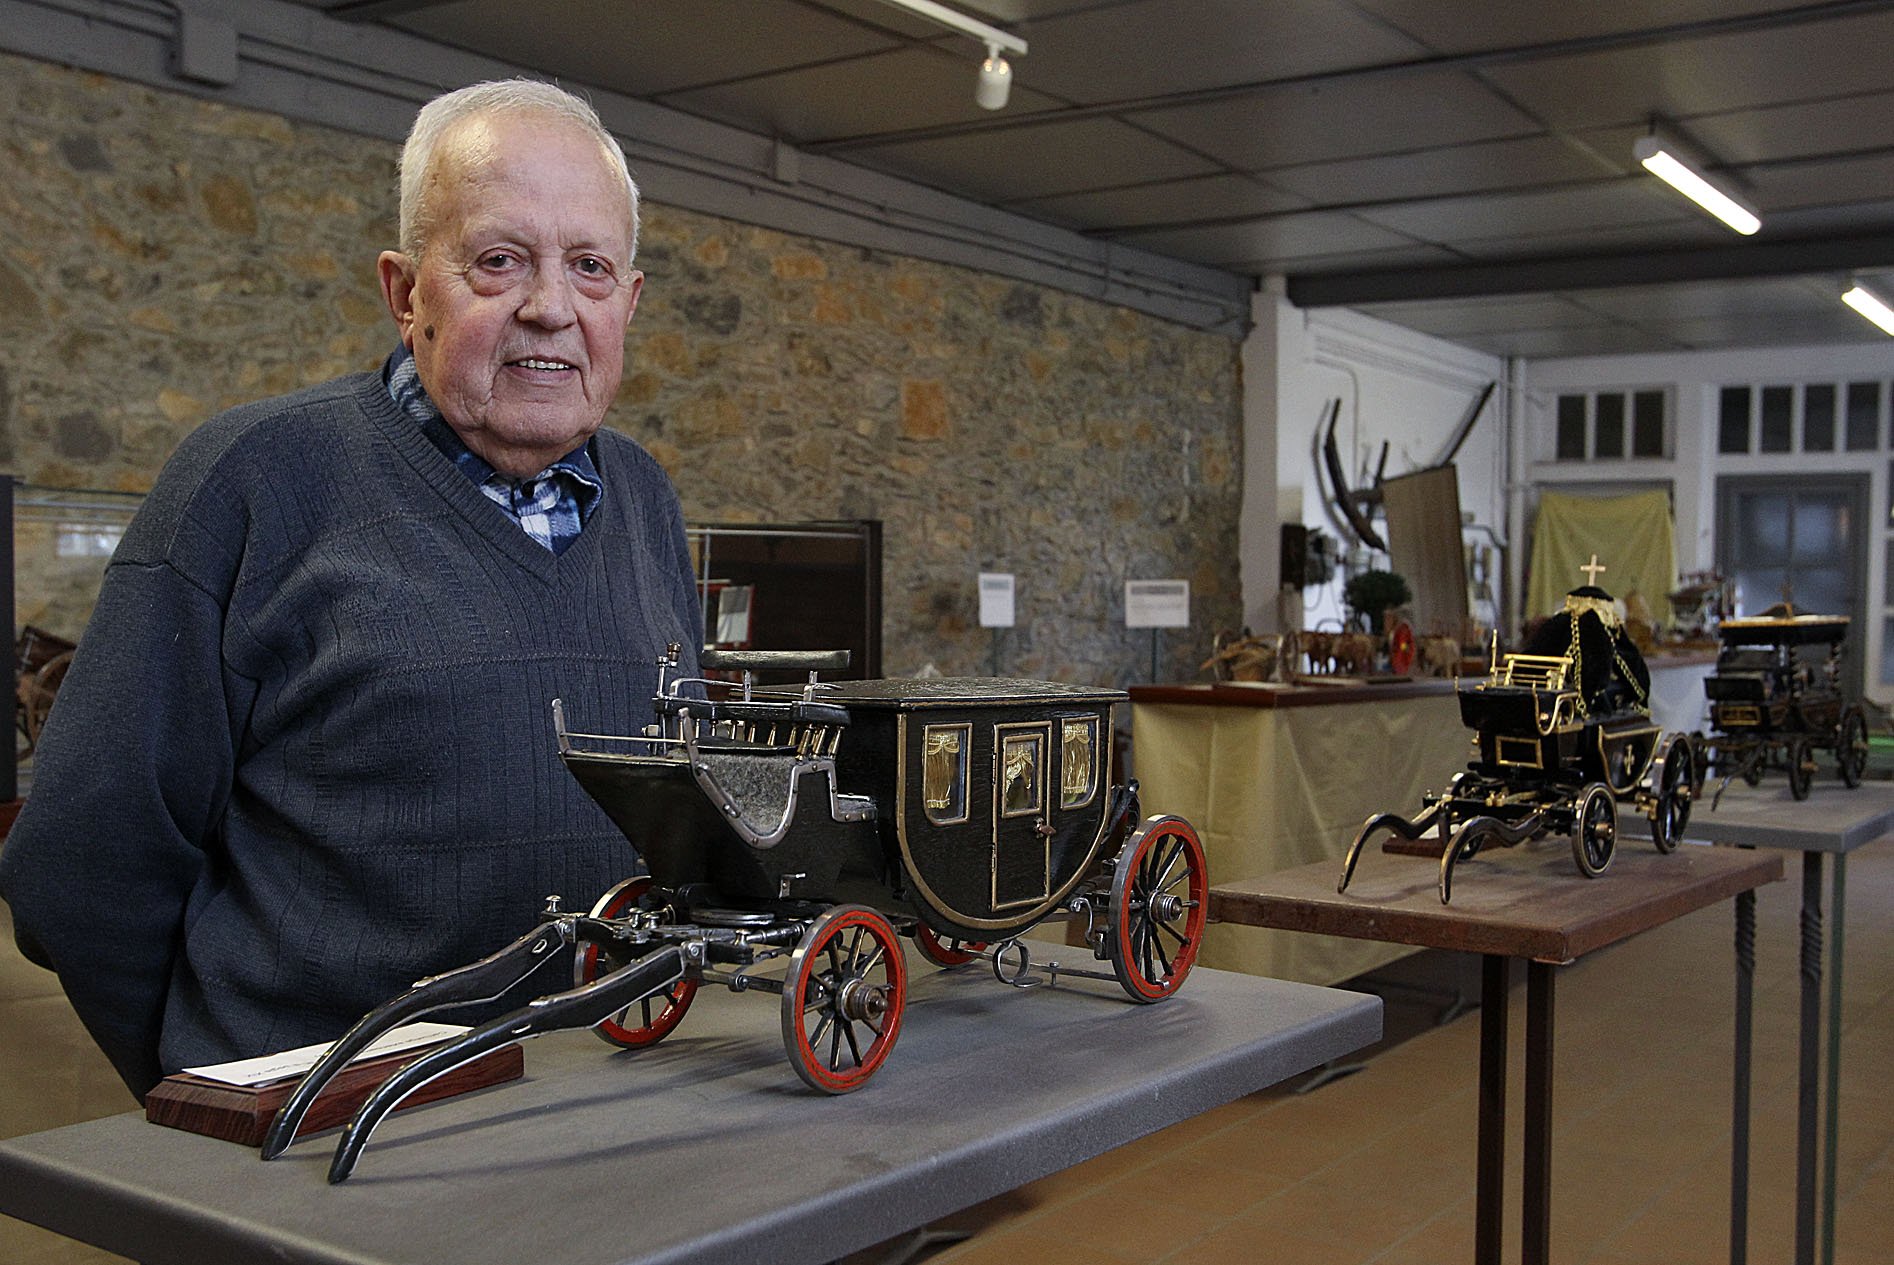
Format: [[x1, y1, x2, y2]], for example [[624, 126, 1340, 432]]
[[145, 1044, 525, 1147]]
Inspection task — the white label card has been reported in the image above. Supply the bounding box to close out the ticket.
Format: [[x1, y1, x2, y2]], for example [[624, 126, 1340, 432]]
[[979, 572, 1016, 628], [1126, 579, 1190, 629], [181, 1021, 472, 1088]]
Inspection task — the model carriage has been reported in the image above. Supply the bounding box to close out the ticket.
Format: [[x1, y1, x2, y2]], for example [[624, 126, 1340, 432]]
[[1338, 587, 1698, 903], [263, 646, 1208, 1181], [1700, 607, 1868, 802]]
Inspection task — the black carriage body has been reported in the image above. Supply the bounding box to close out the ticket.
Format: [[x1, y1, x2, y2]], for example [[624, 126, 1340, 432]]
[[1707, 614, 1849, 739], [812, 678, 1125, 943], [559, 747, 888, 907], [557, 677, 1124, 938]]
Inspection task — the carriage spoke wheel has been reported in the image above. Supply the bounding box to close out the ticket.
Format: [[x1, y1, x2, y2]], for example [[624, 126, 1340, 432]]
[[1786, 737, 1814, 801], [1836, 708, 1869, 789], [1649, 736, 1695, 855], [781, 906, 906, 1094], [912, 923, 988, 968], [1107, 816, 1208, 1003], [1572, 784, 1617, 878], [577, 877, 697, 1049]]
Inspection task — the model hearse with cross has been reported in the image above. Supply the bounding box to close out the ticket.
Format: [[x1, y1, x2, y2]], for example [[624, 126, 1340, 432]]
[[263, 647, 1207, 1181], [1339, 558, 1697, 903]]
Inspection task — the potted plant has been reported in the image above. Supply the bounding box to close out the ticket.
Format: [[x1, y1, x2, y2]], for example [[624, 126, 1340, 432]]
[[1344, 568, 1411, 635]]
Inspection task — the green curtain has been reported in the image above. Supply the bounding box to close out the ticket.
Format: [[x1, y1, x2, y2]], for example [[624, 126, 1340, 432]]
[[1527, 489, 1677, 622]]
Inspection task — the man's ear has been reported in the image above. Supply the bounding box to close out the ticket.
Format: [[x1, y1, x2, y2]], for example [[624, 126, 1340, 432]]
[[623, 270, 644, 329], [378, 251, 419, 348]]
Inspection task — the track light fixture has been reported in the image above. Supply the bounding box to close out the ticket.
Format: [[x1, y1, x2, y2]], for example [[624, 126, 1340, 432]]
[[1842, 280, 1894, 337], [1632, 133, 1760, 236], [873, 0, 1027, 111]]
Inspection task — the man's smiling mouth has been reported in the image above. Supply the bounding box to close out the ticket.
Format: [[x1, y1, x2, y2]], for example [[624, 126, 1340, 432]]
[[511, 357, 575, 371]]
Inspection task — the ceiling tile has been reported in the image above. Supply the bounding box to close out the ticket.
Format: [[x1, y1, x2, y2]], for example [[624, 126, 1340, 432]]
[[1136, 70, 1540, 169], [1264, 135, 1616, 206], [1357, 293, 1620, 336], [1685, 90, 1894, 166], [1479, 10, 1894, 130], [1007, 0, 1427, 105], [1569, 277, 1841, 322], [391, 0, 902, 97], [1347, 0, 1796, 55], [1006, 173, 1308, 230], [1115, 212, 1421, 270], [664, 48, 1066, 142], [1354, 181, 1688, 242], [851, 116, 1219, 203]]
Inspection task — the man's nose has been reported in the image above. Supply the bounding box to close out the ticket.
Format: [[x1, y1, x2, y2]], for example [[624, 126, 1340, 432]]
[[516, 261, 576, 329]]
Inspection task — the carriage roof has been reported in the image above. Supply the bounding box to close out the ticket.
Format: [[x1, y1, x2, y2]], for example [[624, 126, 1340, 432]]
[[761, 677, 1125, 710], [1717, 614, 1849, 647]]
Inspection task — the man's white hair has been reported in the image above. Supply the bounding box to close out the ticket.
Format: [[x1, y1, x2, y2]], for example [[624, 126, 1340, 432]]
[[398, 79, 640, 262]]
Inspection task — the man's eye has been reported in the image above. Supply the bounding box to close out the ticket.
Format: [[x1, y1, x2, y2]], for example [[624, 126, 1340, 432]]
[[478, 252, 516, 269], [575, 257, 608, 276]]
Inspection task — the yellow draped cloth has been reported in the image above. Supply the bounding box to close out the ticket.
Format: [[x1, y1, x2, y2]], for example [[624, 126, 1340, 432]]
[[1527, 489, 1677, 622]]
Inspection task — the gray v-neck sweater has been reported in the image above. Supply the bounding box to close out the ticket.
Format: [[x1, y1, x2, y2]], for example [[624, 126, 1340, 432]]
[[0, 370, 702, 1097]]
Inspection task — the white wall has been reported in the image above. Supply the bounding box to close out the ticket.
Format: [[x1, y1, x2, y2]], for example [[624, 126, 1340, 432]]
[[1242, 292, 1509, 637], [1521, 339, 1894, 701]]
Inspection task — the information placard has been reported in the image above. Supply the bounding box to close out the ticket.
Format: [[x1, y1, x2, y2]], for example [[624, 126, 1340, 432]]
[[1126, 579, 1190, 629], [979, 573, 1016, 628]]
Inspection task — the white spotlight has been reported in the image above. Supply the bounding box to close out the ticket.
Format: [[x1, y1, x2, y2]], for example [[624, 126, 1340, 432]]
[[976, 44, 1012, 110]]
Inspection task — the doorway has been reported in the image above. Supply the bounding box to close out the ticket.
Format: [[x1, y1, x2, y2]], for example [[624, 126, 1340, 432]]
[[1714, 475, 1868, 697]]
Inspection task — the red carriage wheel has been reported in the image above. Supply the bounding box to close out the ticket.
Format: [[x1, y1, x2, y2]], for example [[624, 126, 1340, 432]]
[[1107, 816, 1208, 1003], [1387, 619, 1416, 676], [576, 877, 697, 1048], [911, 922, 988, 968], [781, 906, 906, 1093]]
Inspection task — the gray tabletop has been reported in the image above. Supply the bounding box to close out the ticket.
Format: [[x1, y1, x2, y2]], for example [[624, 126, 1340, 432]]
[[0, 964, 1379, 1265], [1687, 779, 1894, 852]]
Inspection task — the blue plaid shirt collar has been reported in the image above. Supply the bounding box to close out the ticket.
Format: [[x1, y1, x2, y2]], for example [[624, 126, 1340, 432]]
[[384, 346, 602, 555]]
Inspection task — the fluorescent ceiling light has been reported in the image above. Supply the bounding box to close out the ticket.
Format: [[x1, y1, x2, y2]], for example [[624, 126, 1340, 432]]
[[1843, 283, 1894, 336], [1633, 135, 1760, 236], [873, 0, 1027, 110]]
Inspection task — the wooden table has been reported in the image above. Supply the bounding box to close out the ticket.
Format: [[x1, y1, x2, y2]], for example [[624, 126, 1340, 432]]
[[1211, 843, 1784, 1265], [0, 964, 1379, 1265], [1686, 780, 1894, 1265]]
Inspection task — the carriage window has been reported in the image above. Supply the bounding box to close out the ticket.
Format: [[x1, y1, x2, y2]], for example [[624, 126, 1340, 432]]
[[999, 732, 1044, 818], [922, 725, 969, 824], [1060, 717, 1098, 808]]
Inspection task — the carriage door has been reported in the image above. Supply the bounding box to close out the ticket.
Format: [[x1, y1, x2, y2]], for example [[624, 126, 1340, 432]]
[[991, 722, 1052, 910]]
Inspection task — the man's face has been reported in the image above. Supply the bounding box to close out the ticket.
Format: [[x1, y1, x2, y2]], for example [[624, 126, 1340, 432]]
[[379, 113, 642, 479]]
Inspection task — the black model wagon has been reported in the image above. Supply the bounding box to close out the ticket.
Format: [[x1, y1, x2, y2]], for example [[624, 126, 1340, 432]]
[[264, 647, 1207, 1180], [1338, 587, 1696, 903], [1700, 608, 1868, 802]]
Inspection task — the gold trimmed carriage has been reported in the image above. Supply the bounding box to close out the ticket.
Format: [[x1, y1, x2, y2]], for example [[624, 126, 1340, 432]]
[[1700, 611, 1868, 802], [265, 648, 1207, 1180], [1339, 647, 1696, 903]]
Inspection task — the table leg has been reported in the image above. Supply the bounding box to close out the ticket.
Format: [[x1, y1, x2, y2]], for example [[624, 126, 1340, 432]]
[[1821, 852, 1845, 1265], [1731, 887, 1755, 1265], [1476, 954, 1508, 1265], [1523, 960, 1555, 1265], [1796, 851, 1823, 1265]]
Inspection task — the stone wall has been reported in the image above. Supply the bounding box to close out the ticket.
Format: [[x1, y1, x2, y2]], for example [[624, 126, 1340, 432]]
[[0, 53, 1244, 686]]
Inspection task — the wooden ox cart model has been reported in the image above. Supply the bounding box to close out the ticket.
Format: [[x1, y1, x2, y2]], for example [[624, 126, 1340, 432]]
[[263, 647, 1207, 1181], [1337, 589, 1698, 903], [1700, 608, 1868, 803]]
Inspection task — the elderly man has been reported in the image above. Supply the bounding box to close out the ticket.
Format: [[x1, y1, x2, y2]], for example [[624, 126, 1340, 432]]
[[0, 80, 702, 1100]]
